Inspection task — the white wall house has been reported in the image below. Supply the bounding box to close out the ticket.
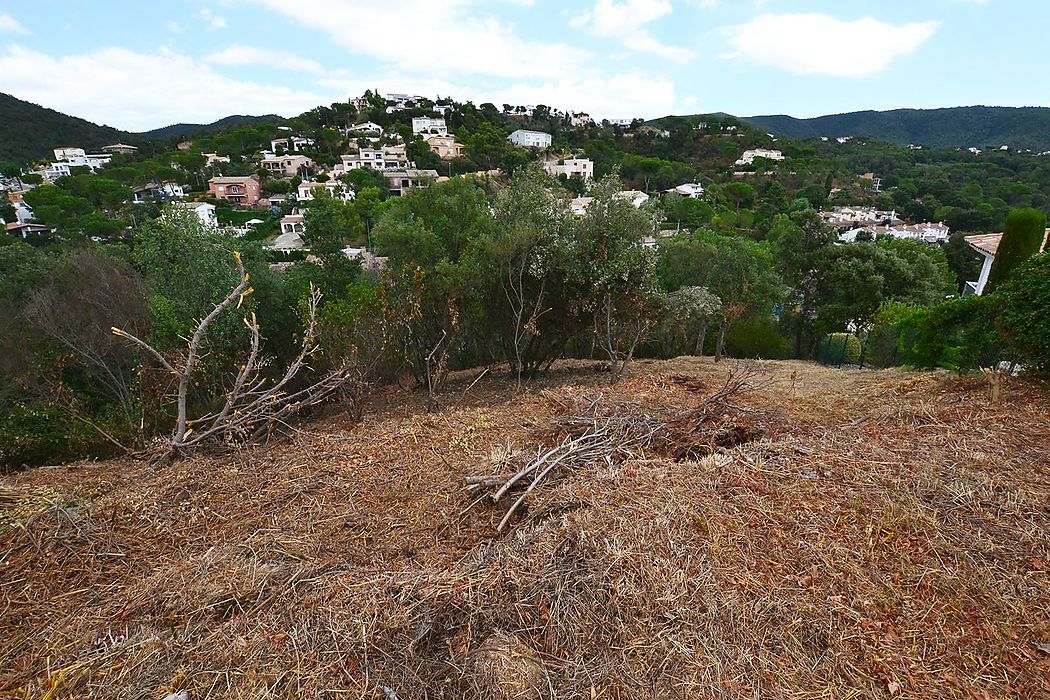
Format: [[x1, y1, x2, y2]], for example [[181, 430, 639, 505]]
[[132, 182, 185, 204], [297, 180, 355, 202], [348, 122, 384, 135], [270, 137, 315, 153], [166, 201, 218, 229], [838, 223, 950, 245], [508, 129, 552, 149], [334, 145, 410, 173], [40, 148, 113, 181], [668, 183, 705, 198], [543, 157, 594, 180], [735, 149, 785, 166], [411, 117, 448, 136]]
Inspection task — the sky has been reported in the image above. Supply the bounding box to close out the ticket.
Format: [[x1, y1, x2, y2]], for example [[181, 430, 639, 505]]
[[0, 0, 1042, 132]]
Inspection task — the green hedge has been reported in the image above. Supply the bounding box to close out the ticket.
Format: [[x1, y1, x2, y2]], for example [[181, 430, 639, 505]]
[[726, 319, 791, 359], [997, 252, 1050, 375]]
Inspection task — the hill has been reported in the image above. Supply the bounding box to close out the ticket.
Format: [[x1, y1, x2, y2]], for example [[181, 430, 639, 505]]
[[140, 114, 285, 141], [2, 358, 1047, 698], [0, 92, 134, 164], [0, 92, 284, 163], [743, 106, 1050, 151]]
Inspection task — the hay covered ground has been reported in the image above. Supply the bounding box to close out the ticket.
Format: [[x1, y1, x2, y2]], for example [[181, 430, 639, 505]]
[[1, 358, 1048, 699]]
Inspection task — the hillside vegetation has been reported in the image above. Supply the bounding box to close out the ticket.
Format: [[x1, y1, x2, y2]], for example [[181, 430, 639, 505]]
[[1, 358, 1047, 698], [0, 92, 133, 164], [744, 106, 1050, 151], [139, 114, 285, 140]]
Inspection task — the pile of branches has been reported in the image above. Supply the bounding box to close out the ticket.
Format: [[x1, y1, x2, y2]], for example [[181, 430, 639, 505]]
[[467, 363, 769, 531]]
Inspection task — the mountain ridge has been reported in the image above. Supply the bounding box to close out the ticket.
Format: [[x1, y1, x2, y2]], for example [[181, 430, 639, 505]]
[[741, 106, 1050, 151]]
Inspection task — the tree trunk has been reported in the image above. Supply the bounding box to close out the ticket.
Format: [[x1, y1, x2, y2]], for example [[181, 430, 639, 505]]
[[695, 322, 708, 356], [714, 320, 727, 362]]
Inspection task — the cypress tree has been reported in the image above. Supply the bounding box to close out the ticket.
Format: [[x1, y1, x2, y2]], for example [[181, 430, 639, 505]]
[[985, 208, 1047, 294]]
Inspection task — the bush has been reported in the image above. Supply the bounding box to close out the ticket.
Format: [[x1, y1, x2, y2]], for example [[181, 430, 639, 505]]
[[997, 251, 1050, 375], [725, 319, 791, 359], [895, 295, 1001, 373], [816, 333, 862, 365], [0, 403, 94, 470]]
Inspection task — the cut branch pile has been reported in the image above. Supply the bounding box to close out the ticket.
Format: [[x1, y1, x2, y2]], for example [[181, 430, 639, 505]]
[[467, 363, 770, 531]]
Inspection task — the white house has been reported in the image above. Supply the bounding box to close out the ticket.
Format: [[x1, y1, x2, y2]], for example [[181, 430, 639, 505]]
[[508, 129, 552, 149], [735, 149, 785, 166], [963, 229, 1050, 295], [616, 190, 650, 208], [40, 148, 112, 181], [132, 182, 185, 204], [607, 118, 636, 128], [270, 136, 315, 153], [543, 157, 594, 180], [166, 201, 218, 229], [838, 222, 950, 245], [570, 113, 593, 127], [101, 143, 139, 154], [335, 145, 409, 173], [348, 121, 384, 135], [411, 117, 448, 136], [297, 180, 355, 202], [668, 183, 705, 198]]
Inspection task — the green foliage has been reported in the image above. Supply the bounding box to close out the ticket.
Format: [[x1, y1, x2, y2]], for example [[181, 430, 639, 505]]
[[997, 252, 1050, 374], [725, 319, 791, 359], [984, 208, 1047, 294], [893, 296, 1002, 373], [0, 403, 98, 469]]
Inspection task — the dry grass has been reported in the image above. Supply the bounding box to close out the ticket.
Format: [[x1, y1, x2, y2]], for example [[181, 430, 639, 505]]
[[1, 358, 1048, 699]]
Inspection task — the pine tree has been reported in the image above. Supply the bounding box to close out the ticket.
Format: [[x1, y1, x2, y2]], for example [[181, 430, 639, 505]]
[[985, 208, 1047, 294]]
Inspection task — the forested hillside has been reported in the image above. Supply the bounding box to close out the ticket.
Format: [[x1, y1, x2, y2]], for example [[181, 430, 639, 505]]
[[0, 93, 134, 164], [744, 106, 1050, 151], [140, 114, 285, 140]]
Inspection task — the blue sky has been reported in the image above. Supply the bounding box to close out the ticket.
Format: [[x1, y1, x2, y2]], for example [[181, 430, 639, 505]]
[[0, 0, 1041, 131]]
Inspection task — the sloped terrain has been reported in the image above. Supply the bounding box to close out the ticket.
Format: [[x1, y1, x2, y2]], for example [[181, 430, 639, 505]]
[[1, 359, 1048, 699]]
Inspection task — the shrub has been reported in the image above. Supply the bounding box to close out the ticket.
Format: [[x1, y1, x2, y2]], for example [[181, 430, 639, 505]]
[[816, 333, 862, 365], [725, 319, 791, 359], [997, 251, 1050, 375], [895, 295, 1001, 373], [0, 403, 94, 470]]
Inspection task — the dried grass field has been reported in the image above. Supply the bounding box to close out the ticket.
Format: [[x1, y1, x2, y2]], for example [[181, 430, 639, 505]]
[[1, 358, 1048, 699]]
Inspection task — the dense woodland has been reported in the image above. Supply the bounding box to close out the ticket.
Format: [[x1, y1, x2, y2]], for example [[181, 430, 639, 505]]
[[2, 91, 1050, 468]]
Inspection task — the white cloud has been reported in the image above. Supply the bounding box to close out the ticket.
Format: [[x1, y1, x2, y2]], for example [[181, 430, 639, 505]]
[[724, 13, 938, 77], [206, 44, 324, 74], [571, 0, 694, 63], [0, 13, 30, 34], [252, 0, 592, 80], [0, 45, 331, 131], [198, 8, 228, 30]]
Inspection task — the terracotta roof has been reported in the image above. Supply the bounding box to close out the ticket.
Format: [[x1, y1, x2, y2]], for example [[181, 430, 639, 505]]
[[966, 229, 1050, 257]]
